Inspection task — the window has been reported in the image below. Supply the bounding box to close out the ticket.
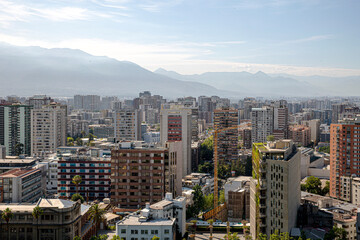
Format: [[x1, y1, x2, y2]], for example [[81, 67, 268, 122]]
[[131, 230, 138, 234], [121, 229, 126, 234], [164, 229, 170, 234]]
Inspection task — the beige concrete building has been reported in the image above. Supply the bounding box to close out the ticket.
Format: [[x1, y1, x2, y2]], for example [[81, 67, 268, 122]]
[[0, 167, 45, 203], [114, 109, 141, 142], [31, 103, 67, 156], [0, 198, 82, 240], [250, 140, 300, 239], [160, 107, 191, 176]]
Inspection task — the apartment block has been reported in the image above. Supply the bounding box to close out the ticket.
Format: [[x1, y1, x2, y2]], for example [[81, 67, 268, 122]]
[[74, 94, 101, 111], [31, 103, 67, 156], [114, 109, 141, 142], [0, 104, 32, 156], [330, 118, 360, 200], [0, 167, 45, 203], [26, 95, 54, 109], [251, 106, 274, 143], [250, 140, 300, 239], [213, 108, 239, 163], [289, 125, 311, 147], [57, 148, 111, 200], [273, 100, 289, 140], [111, 142, 182, 209]]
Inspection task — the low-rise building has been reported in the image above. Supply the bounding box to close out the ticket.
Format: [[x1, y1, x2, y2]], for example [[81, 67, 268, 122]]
[[0, 156, 37, 174], [0, 167, 45, 203], [182, 173, 214, 195], [116, 193, 186, 240], [224, 176, 251, 222], [0, 198, 82, 240]]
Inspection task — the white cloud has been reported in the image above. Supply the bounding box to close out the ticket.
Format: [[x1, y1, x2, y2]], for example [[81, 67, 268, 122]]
[[0, 33, 359, 77], [289, 35, 334, 43]]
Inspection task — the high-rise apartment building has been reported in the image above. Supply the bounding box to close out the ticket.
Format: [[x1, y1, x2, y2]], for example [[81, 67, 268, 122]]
[[289, 125, 311, 147], [111, 142, 182, 209], [301, 119, 320, 145], [251, 106, 274, 143], [330, 117, 360, 200], [273, 101, 289, 140], [213, 108, 239, 163], [114, 109, 141, 142], [31, 103, 67, 156], [0, 104, 32, 156], [250, 140, 300, 239], [26, 95, 54, 109], [74, 95, 101, 111], [58, 148, 111, 201], [160, 107, 191, 176]]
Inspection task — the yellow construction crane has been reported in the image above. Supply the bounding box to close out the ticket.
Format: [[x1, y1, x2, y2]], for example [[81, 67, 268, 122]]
[[205, 125, 240, 221]]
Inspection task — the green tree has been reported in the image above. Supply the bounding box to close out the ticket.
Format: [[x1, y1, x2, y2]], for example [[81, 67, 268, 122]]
[[90, 235, 108, 240], [1, 208, 13, 240], [72, 175, 82, 194], [204, 193, 214, 210], [322, 181, 330, 196], [324, 226, 347, 240], [199, 136, 213, 163], [76, 137, 83, 146], [32, 206, 43, 240], [267, 135, 275, 141], [218, 163, 231, 179], [71, 193, 85, 203], [88, 204, 106, 236], [67, 137, 74, 146], [14, 143, 24, 156], [73, 237, 82, 240], [111, 236, 120, 240], [151, 236, 160, 240], [303, 176, 322, 194], [223, 232, 240, 240], [208, 219, 214, 240], [198, 161, 213, 174], [219, 190, 225, 204], [318, 146, 330, 154], [191, 185, 205, 217]]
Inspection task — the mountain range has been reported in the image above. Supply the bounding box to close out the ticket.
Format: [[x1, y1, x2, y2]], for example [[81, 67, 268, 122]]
[[0, 42, 359, 98]]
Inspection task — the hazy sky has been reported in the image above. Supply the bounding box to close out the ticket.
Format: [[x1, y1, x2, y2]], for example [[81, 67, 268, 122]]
[[0, 0, 359, 76]]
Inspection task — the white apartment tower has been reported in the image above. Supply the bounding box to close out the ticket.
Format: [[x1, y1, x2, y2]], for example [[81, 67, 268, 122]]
[[114, 109, 141, 142], [251, 106, 274, 143], [31, 103, 67, 156], [250, 140, 300, 239], [160, 107, 192, 176]]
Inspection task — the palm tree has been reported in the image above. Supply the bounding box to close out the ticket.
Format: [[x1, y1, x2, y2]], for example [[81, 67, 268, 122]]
[[88, 204, 106, 236], [189, 220, 197, 240], [1, 208, 13, 240], [32, 206, 43, 240], [207, 219, 214, 240], [72, 175, 82, 194]]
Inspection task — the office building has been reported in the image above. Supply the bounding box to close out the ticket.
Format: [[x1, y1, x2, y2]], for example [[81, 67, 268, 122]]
[[114, 109, 141, 142], [250, 140, 300, 239], [213, 108, 239, 163], [31, 103, 67, 156], [111, 142, 182, 209], [0, 104, 32, 156], [160, 107, 191, 176], [302, 119, 320, 145]]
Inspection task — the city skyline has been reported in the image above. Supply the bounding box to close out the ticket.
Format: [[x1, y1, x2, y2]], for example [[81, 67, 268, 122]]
[[0, 0, 359, 77]]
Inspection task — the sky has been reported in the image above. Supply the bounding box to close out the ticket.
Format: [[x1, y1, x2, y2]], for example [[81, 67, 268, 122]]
[[0, 0, 360, 77]]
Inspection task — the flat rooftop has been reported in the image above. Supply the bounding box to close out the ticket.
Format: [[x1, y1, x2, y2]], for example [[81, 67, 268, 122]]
[[150, 200, 172, 210], [0, 168, 39, 178], [118, 214, 175, 226]]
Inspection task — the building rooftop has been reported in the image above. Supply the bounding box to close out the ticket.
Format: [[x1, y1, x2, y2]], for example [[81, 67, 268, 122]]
[[38, 198, 75, 209], [0, 168, 39, 178], [118, 214, 175, 226], [150, 200, 172, 210], [0, 158, 36, 164]]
